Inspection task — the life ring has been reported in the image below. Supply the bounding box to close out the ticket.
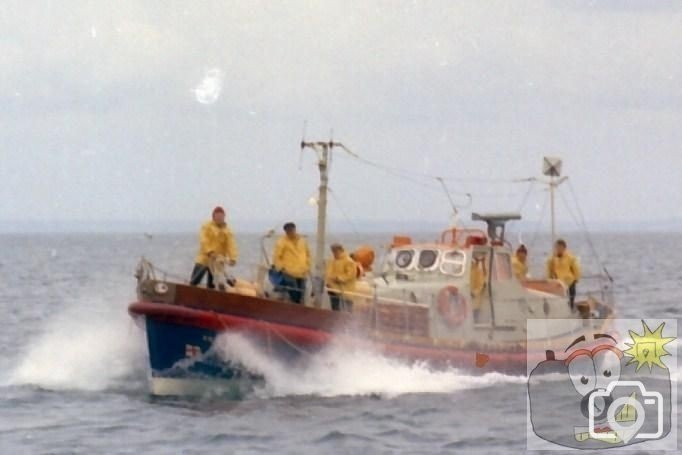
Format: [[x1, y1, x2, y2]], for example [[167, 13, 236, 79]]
[[437, 286, 468, 327]]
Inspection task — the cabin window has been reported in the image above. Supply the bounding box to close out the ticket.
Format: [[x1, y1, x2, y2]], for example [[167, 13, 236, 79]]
[[440, 251, 465, 276], [418, 250, 439, 269], [493, 252, 512, 280], [395, 250, 415, 269]]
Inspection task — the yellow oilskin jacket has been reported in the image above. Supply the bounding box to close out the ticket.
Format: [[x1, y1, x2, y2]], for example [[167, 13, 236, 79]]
[[511, 256, 528, 280], [325, 253, 357, 293], [470, 261, 487, 310], [273, 235, 311, 279], [195, 220, 238, 266], [546, 252, 580, 287]]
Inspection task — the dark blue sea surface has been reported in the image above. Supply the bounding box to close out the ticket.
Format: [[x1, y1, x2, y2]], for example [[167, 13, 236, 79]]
[[0, 232, 679, 454]]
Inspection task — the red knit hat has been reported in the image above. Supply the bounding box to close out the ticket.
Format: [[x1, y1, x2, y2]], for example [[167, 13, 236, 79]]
[[212, 206, 225, 216]]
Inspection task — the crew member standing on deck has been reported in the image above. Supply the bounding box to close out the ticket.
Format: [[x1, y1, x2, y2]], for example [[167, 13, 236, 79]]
[[325, 243, 357, 311], [272, 222, 311, 304], [470, 252, 488, 321], [512, 244, 529, 281], [190, 206, 238, 289], [546, 239, 581, 309]]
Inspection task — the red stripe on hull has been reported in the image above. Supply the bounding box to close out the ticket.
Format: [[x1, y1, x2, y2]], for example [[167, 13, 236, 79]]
[[129, 302, 541, 374]]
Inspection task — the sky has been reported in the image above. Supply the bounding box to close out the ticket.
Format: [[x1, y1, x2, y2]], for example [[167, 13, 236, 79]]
[[1, 0, 681, 233]]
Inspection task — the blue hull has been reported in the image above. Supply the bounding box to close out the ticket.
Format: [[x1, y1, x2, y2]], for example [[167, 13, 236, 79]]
[[144, 317, 258, 396]]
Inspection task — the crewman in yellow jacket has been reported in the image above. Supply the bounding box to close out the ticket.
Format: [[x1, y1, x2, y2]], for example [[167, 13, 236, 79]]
[[512, 244, 529, 281], [272, 222, 310, 304], [470, 252, 488, 317], [325, 243, 357, 311], [546, 239, 581, 309], [189, 206, 238, 289]]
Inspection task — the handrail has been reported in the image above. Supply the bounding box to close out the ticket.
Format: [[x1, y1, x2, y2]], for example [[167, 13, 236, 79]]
[[328, 287, 429, 307], [440, 227, 487, 247]]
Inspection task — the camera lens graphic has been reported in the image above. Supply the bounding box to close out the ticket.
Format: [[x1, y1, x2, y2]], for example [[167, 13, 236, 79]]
[[581, 388, 612, 420], [607, 396, 646, 443]]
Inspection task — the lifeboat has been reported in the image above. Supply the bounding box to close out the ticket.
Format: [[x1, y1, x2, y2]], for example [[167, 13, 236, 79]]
[[129, 147, 615, 396], [129, 214, 615, 396]]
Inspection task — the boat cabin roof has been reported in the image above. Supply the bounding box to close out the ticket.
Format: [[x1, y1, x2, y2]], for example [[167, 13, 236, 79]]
[[384, 244, 469, 277], [383, 241, 515, 283], [383, 218, 520, 280]]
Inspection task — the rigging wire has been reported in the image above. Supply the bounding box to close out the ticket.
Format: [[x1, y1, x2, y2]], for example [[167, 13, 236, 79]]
[[557, 186, 601, 266], [516, 180, 537, 213], [300, 142, 608, 275], [336, 146, 523, 184], [556, 186, 582, 231], [332, 150, 446, 193], [328, 187, 361, 235], [562, 181, 612, 280], [527, 190, 549, 251], [333, 145, 535, 207], [436, 177, 472, 217], [508, 179, 537, 245]]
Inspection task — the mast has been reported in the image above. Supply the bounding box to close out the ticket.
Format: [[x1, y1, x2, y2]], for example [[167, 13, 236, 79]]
[[301, 139, 343, 308], [549, 175, 556, 243], [540, 157, 567, 245]]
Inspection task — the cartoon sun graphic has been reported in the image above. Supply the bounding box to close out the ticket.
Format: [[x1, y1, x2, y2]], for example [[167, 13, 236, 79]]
[[623, 320, 676, 371]]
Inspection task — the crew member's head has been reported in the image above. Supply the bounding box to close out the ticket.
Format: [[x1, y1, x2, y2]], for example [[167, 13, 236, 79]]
[[212, 206, 226, 225], [283, 222, 297, 239], [554, 239, 567, 256], [330, 243, 344, 260], [516, 244, 528, 261]]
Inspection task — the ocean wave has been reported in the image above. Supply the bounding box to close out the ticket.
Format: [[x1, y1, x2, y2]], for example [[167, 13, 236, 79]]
[[3, 295, 147, 392], [214, 332, 526, 399]]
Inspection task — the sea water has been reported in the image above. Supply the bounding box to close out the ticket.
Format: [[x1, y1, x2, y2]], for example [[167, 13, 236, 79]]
[[0, 232, 680, 453]]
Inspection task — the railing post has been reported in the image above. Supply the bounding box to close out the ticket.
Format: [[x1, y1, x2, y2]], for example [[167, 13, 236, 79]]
[[373, 285, 379, 331], [402, 289, 408, 340]]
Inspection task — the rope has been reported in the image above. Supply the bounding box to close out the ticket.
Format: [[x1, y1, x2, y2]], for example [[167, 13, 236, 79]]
[[152, 264, 190, 283], [212, 302, 315, 358], [266, 321, 315, 357]]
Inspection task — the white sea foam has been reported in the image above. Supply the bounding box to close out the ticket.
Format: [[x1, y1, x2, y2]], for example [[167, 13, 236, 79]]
[[215, 332, 526, 398], [5, 297, 146, 391]]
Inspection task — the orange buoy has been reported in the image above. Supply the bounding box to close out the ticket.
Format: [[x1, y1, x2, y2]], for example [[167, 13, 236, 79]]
[[352, 246, 375, 272]]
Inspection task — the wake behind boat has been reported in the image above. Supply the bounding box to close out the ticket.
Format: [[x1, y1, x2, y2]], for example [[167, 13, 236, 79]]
[[128, 146, 615, 396]]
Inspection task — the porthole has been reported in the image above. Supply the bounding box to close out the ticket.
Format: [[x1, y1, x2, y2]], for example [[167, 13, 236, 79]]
[[395, 250, 414, 268], [154, 282, 169, 294], [418, 250, 438, 269]]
